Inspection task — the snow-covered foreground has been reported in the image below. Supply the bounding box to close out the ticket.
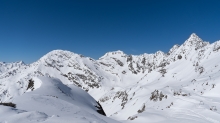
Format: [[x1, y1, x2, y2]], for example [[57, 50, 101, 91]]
[[1, 33, 220, 123], [0, 77, 120, 123]]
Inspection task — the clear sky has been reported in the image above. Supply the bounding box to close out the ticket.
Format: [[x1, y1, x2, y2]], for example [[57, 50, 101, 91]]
[[1, 0, 220, 63]]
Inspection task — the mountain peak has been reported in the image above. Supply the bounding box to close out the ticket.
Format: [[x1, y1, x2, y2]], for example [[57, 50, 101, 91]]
[[99, 50, 126, 59], [188, 33, 201, 40], [38, 49, 78, 62], [183, 33, 203, 46], [187, 33, 203, 42], [109, 50, 125, 54], [18, 61, 25, 64], [190, 33, 198, 37]]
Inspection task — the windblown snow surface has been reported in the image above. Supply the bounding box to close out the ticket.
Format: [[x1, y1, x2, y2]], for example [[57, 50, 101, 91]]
[[1, 33, 220, 123]]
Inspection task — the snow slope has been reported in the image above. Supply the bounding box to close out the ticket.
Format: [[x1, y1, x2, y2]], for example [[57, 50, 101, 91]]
[[0, 76, 120, 123], [1, 33, 220, 123]]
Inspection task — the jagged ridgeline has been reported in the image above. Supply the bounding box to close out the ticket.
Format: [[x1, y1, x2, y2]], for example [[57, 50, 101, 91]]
[[1, 33, 220, 123]]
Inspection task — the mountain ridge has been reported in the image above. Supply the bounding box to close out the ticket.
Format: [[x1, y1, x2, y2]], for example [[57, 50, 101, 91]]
[[1, 33, 220, 123]]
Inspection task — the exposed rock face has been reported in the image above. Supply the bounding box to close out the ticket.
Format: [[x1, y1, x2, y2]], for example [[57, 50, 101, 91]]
[[0, 102, 16, 108], [96, 101, 107, 116]]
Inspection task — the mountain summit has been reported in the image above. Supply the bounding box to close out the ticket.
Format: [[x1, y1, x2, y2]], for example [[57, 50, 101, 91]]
[[180, 33, 210, 52], [183, 33, 206, 46], [188, 33, 202, 41]]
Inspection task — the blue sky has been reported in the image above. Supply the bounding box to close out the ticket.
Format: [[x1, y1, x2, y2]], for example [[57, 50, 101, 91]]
[[1, 0, 220, 63]]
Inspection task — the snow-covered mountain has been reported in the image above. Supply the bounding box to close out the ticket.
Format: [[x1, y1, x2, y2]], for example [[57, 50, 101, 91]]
[[1, 33, 220, 123], [0, 61, 25, 75]]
